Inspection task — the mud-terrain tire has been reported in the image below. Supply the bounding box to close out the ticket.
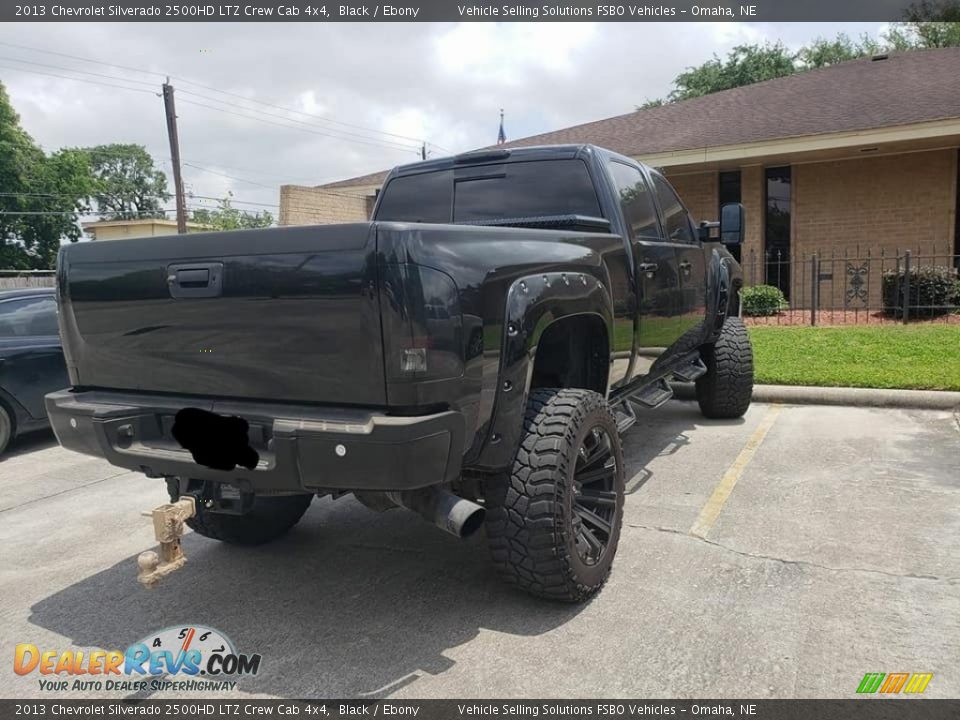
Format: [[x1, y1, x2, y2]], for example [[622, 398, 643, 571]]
[[170, 488, 313, 546], [485, 388, 625, 602], [696, 317, 754, 419]]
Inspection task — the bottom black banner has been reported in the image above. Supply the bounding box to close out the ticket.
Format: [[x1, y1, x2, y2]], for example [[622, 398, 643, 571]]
[[2, 699, 959, 720]]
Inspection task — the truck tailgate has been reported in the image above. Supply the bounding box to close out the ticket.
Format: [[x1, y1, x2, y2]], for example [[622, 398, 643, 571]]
[[57, 224, 386, 405]]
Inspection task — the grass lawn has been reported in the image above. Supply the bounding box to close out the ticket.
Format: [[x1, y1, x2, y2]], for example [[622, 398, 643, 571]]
[[748, 325, 960, 391]]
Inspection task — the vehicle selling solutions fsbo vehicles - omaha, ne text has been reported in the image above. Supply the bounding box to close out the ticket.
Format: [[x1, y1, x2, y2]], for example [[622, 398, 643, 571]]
[[47, 145, 752, 601]]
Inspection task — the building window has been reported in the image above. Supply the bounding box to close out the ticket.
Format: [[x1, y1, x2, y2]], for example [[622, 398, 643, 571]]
[[765, 166, 792, 299], [955, 150, 959, 264], [718, 171, 742, 261]]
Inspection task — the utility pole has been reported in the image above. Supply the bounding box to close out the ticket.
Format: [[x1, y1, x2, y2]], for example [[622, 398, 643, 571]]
[[421, 142, 427, 161], [162, 78, 188, 234]]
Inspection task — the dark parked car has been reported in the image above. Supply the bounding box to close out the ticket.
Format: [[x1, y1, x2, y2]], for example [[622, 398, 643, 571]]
[[48, 144, 751, 600], [0, 287, 68, 454]]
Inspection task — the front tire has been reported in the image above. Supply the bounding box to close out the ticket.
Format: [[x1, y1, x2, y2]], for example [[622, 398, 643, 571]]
[[696, 317, 754, 419], [485, 388, 625, 602], [169, 487, 313, 546]]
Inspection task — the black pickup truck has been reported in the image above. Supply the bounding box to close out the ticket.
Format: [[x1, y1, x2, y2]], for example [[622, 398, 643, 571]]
[[47, 144, 751, 602]]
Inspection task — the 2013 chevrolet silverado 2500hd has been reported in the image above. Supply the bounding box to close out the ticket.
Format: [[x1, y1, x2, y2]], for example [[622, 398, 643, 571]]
[[46, 144, 751, 601]]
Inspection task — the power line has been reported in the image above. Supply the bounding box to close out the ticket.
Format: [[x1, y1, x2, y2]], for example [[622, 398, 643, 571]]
[[0, 40, 167, 80], [177, 97, 421, 155], [2, 52, 421, 152], [1, 56, 422, 155], [0, 190, 280, 209], [179, 157, 323, 186], [175, 87, 421, 150], [0, 55, 157, 89], [0, 192, 89, 198], [0, 62, 158, 96], [172, 78, 429, 145], [0, 40, 446, 150], [183, 162, 370, 199], [183, 163, 277, 190], [188, 194, 280, 209], [177, 97, 419, 153], [1, 209, 179, 216]]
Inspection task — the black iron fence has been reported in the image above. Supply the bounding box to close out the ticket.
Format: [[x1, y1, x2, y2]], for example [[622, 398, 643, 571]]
[[741, 247, 960, 326]]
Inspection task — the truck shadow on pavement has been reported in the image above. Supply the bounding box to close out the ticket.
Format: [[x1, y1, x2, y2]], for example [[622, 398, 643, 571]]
[[620, 401, 741, 494], [29, 499, 585, 698], [3, 429, 57, 460], [28, 401, 735, 698]]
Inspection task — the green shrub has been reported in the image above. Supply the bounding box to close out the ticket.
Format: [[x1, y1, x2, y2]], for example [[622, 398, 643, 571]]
[[882, 265, 959, 318], [741, 285, 787, 316]]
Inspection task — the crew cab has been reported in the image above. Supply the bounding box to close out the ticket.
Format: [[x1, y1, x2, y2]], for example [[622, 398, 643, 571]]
[[47, 145, 751, 601]]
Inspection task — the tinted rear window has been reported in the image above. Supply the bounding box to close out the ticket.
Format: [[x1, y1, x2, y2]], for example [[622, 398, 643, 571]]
[[373, 169, 452, 223], [375, 159, 602, 224]]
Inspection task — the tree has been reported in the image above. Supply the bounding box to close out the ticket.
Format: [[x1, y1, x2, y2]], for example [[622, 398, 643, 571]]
[[668, 43, 797, 102], [190, 193, 273, 231], [885, 5, 960, 48], [797, 33, 882, 69], [0, 80, 93, 269], [638, 22, 960, 110], [86, 143, 170, 220], [636, 98, 664, 110]]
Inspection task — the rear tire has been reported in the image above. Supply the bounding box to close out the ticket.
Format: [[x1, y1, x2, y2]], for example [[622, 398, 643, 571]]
[[696, 317, 754, 419], [0, 405, 11, 456], [170, 487, 313, 546], [485, 388, 625, 602]]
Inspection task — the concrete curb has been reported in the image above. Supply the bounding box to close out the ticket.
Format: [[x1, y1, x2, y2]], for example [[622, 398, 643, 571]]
[[670, 382, 960, 410]]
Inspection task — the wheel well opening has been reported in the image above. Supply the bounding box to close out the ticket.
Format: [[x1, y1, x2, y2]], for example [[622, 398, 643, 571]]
[[530, 314, 608, 394]]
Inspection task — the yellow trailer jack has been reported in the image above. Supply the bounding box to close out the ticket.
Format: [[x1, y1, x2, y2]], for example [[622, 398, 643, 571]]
[[136, 496, 196, 589]]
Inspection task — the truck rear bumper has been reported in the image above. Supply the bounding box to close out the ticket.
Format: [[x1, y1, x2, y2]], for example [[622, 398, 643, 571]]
[[45, 389, 465, 493]]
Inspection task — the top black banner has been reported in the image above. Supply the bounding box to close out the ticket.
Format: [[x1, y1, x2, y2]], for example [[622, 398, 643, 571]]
[[2, 0, 955, 22]]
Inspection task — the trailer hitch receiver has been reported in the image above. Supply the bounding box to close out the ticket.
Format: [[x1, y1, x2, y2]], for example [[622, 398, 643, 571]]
[[136, 496, 196, 589]]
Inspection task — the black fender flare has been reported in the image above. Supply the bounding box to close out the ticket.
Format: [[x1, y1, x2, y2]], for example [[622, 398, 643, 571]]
[[474, 270, 614, 471]]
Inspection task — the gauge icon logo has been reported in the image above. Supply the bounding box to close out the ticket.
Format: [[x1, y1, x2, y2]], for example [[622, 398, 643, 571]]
[[126, 625, 260, 677]]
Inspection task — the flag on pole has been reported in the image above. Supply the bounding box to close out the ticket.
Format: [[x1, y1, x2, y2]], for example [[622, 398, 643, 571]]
[[497, 109, 506, 145]]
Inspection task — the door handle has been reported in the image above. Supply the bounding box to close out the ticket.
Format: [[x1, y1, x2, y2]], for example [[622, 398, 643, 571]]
[[170, 268, 210, 287], [167, 262, 223, 299], [638, 263, 658, 274], [679, 261, 693, 273]]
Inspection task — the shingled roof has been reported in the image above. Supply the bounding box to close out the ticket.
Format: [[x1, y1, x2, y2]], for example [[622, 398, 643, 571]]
[[319, 47, 960, 191]]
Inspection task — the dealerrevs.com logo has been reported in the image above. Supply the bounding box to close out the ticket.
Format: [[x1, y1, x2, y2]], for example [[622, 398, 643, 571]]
[[14, 625, 262, 692]]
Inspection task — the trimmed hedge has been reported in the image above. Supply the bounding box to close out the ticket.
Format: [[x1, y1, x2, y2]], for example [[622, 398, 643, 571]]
[[882, 265, 959, 318], [741, 285, 787, 317]]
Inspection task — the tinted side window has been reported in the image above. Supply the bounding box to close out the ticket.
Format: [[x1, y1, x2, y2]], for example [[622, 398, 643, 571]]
[[608, 161, 659, 238], [375, 170, 453, 223], [0, 296, 58, 338], [453, 160, 602, 222], [651, 173, 696, 244]]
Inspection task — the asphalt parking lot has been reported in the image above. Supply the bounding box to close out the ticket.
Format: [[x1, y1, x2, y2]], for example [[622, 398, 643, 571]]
[[1, 400, 957, 699]]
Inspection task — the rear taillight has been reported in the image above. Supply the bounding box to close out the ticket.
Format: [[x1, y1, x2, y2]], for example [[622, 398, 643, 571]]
[[380, 263, 463, 382]]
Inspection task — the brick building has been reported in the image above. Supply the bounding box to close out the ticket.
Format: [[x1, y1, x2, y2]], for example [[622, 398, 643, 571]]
[[280, 48, 960, 306]]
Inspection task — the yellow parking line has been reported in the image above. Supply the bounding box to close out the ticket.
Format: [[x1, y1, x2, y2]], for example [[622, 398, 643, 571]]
[[689, 404, 783, 539]]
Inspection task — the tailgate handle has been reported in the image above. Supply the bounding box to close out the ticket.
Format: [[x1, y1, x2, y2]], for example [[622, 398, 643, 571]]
[[167, 262, 223, 299]]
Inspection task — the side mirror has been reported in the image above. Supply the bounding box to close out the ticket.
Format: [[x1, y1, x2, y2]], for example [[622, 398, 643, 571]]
[[720, 203, 745, 245]]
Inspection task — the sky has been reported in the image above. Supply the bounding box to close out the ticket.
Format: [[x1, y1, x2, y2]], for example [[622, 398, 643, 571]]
[[0, 22, 888, 219]]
